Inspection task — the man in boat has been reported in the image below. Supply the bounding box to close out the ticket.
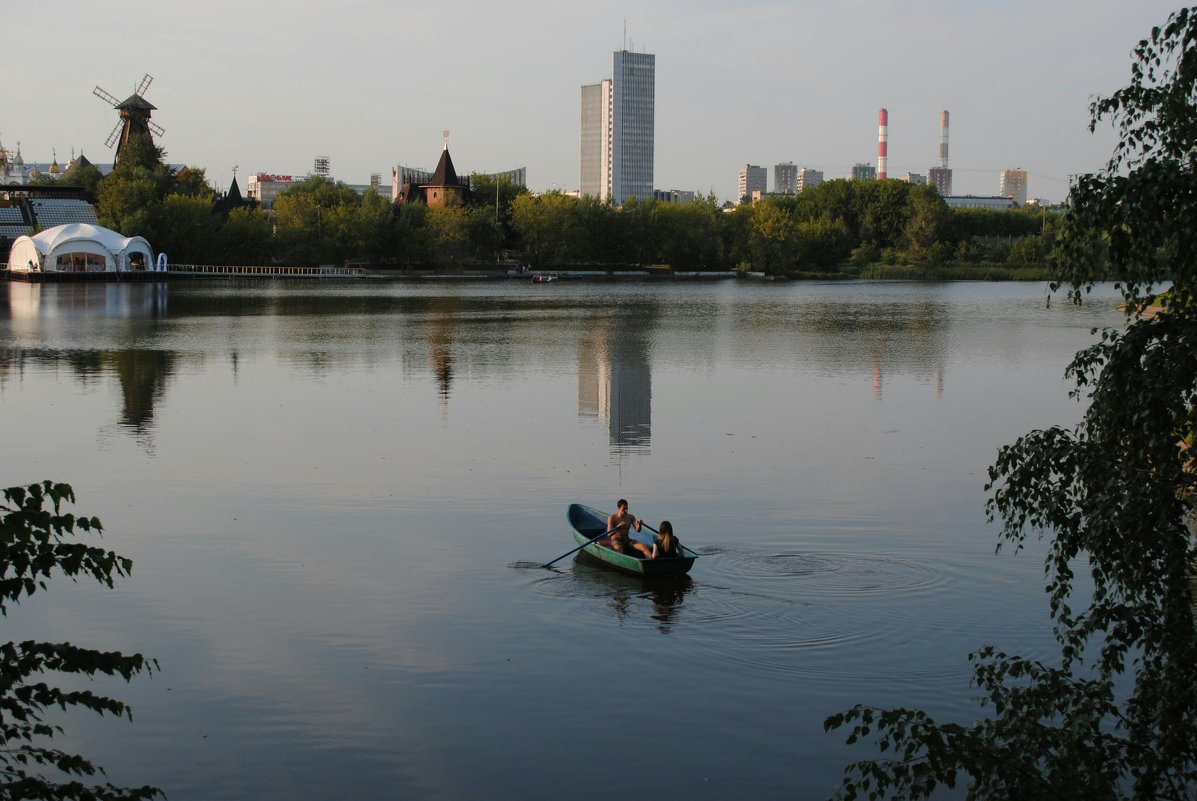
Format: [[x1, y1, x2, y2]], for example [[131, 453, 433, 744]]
[[607, 499, 652, 557]]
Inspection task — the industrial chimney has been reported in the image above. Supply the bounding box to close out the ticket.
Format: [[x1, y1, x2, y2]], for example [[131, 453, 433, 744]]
[[877, 108, 888, 180], [939, 110, 949, 169]]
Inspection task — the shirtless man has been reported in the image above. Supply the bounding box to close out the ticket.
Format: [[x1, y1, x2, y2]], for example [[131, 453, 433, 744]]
[[607, 499, 652, 557]]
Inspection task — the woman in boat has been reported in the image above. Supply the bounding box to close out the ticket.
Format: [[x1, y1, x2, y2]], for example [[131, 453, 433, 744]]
[[607, 499, 652, 557], [650, 521, 682, 559]]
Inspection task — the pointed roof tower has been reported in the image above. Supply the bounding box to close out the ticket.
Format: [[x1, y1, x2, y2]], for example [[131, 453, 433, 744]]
[[226, 175, 243, 203]]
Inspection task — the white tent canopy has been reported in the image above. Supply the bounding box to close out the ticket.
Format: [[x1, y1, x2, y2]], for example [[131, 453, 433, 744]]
[[7, 223, 156, 273]]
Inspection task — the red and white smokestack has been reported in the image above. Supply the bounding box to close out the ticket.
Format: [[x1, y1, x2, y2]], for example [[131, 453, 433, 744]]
[[939, 110, 949, 169], [877, 108, 888, 180]]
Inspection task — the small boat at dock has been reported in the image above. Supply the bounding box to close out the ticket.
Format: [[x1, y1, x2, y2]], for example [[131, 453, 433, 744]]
[[566, 503, 697, 577]]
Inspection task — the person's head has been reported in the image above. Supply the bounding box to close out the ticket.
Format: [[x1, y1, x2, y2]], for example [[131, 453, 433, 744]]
[[658, 520, 675, 551], [617, 499, 628, 512]]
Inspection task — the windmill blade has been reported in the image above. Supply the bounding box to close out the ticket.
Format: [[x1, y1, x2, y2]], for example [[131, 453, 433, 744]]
[[137, 74, 153, 96], [104, 120, 123, 149], [127, 110, 165, 138], [93, 85, 121, 107]]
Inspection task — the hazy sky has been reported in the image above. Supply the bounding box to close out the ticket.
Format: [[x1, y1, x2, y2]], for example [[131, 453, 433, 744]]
[[7, 0, 1182, 203]]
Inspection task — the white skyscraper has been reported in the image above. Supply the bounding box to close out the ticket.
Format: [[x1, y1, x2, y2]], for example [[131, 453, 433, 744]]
[[580, 49, 655, 205], [580, 79, 612, 201]]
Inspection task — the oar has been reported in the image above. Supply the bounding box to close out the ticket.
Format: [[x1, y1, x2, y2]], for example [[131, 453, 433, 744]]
[[544, 527, 617, 568]]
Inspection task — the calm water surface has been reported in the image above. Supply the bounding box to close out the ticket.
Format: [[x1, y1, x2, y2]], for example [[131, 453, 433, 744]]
[[0, 279, 1122, 800]]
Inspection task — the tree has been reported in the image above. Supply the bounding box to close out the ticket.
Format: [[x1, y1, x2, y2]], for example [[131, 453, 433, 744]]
[[425, 204, 472, 265], [153, 194, 220, 264], [171, 167, 214, 199], [826, 8, 1197, 800], [0, 481, 160, 800], [902, 185, 952, 262], [510, 192, 580, 267], [219, 206, 274, 265]]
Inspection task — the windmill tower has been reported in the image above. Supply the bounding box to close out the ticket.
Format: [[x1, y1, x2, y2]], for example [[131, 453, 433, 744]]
[[93, 73, 165, 163]]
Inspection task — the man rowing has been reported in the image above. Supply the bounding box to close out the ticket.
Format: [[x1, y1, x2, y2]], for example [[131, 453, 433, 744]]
[[606, 499, 652, 558]]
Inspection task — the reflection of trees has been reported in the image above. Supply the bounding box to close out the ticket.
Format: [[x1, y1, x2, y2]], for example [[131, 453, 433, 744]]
[[578, 302, 658, 457], [100, 350, 176, 432], [0, 347, 176, 441]]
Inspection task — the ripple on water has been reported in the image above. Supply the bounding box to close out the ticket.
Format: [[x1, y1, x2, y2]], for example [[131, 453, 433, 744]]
[[699, 547, 949, 600], [528, 548, 971, 686]]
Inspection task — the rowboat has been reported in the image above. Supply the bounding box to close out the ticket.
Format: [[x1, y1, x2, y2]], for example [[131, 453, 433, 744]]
[[566, 503, 698, 577]]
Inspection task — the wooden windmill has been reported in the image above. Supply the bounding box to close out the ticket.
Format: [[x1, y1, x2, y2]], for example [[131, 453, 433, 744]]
[[93, 73, 165, 162]]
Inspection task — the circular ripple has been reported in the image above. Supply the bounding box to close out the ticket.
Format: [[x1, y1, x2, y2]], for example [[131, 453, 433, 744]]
[[700, 548, 949, 600]]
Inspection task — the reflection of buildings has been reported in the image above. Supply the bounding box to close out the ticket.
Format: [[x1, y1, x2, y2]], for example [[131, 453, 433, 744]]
[[426, 296, 460, 417], [578, 316, 652, 455]]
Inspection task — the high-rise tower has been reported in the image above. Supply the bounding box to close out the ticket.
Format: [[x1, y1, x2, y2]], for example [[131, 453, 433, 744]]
[[580, 80, 613, 201], [580, 48, 655, 205]]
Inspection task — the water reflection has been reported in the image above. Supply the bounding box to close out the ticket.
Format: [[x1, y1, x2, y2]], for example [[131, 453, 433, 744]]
[[570, 558, 693, 633], [577, 305, 656, 457], [426, 296, 459, 416]]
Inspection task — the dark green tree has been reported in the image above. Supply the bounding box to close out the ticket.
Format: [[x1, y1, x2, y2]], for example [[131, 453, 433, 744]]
[[826, 8, 1197, 800], [0, 481, 160, 801], [218, 206, 274, 265]]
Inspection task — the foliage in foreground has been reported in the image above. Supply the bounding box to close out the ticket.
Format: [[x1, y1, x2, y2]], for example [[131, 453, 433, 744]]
[[0, 481, 161, 801], [826, 7, 1197, 800]]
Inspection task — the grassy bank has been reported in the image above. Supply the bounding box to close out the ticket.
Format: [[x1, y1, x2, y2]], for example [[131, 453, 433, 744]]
[[857, 263, 1052, 281]]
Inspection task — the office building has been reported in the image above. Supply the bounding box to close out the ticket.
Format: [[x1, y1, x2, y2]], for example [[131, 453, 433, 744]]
[[944, 195, 1015, 210], [738, 165, 767, 202], [1000, 168, 1028, 206], [580, 79, 613, 201], [653, 189, 695, 205], [774, 163, 797, 195], [246, 173, 297, 209], [580, 49, 655, 205]]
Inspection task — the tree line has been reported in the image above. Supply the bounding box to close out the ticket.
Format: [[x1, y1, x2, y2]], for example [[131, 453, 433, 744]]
[[49, 133, 1056, 275]]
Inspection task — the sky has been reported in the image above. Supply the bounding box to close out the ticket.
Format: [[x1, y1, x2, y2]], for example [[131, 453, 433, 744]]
[[6, 0, 1184, 204]]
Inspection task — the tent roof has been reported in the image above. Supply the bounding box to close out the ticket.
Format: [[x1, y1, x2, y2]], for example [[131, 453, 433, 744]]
[[28, 223, 150, 254]]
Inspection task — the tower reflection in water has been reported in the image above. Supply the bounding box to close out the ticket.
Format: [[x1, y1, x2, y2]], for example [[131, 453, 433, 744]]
[[577, 310, 654, 458]]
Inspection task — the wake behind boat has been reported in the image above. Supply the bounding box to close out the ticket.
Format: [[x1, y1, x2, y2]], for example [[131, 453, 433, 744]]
[[566, 503, 697, 577]]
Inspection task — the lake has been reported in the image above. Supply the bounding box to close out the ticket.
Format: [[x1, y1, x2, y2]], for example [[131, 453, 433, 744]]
[[0, 278, 1122, 800]]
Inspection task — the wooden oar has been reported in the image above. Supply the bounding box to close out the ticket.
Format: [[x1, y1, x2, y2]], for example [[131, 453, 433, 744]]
[[544, 527, 617, 568]]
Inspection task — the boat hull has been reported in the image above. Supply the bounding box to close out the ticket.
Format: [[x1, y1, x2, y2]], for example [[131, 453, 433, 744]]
[[567, 503, 696, 577]]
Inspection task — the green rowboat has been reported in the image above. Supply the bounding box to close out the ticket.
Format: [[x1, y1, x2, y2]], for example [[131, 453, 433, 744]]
[[567, 503, 697, 577]]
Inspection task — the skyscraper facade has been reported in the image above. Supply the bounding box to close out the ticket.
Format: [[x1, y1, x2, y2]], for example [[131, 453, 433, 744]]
[[580, 79, 612, 201], [611, 50, 655, 205], [580, 49, 655, 205]]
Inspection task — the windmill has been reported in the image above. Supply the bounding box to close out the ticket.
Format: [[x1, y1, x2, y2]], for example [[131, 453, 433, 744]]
[[92, 73, 165, 163]]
